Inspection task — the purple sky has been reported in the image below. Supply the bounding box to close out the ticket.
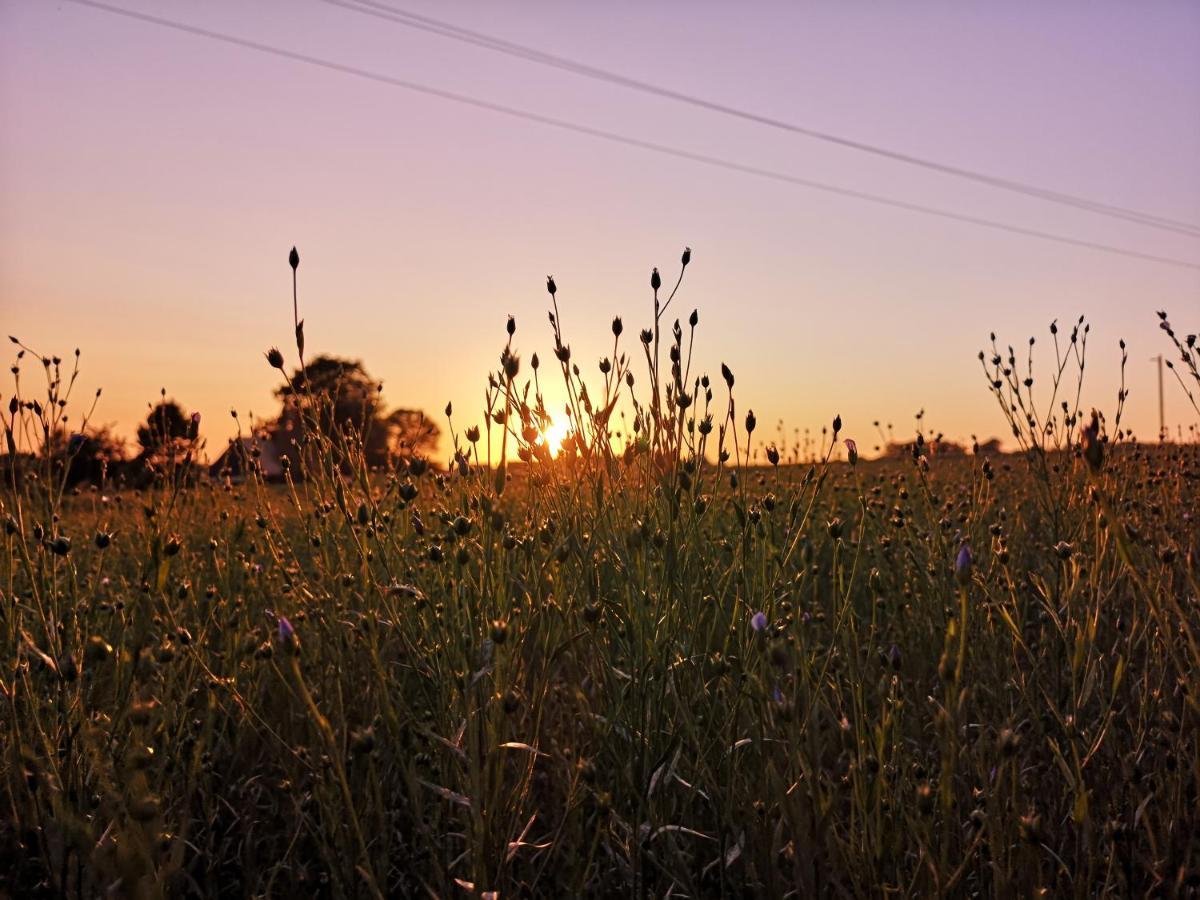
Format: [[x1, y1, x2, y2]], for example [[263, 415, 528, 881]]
[[3, 0, 1198, 458]]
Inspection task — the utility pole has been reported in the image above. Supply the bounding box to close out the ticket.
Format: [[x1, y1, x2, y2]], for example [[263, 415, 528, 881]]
[[1152, 354, 1165, 441]]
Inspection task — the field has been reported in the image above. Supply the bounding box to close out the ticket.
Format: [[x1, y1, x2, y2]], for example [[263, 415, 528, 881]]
[[2, 273, 1198, 898]]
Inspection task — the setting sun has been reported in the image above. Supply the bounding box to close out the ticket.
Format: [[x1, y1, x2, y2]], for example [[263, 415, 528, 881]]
[[540, 416, 573, 458]]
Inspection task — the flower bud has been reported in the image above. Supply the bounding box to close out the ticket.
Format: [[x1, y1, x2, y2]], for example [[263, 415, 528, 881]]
[[955, 543, 973, 586]]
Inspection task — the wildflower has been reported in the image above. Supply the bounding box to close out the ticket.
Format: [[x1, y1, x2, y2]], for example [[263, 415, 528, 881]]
[[832, 414, 842, 436], [745, 410, 756, 434], [955, 542, 973, 586], [502, 349, 520, 381], [766, 445, 780, 466], [288, 246, 299, 270], [844, 438, 858, 466], [721, 363, 734, 389], [681, 246, 691, 268], [689, 309, 698, 327], [750, 611, 768, 633], [651, 268, 661, 293], [277, 615, 299, 655], [612, 316, 623, 337], [506, 315, 516, 336], [265, 348, 285, 369], [546, 275, 556, 296], [886, 644, 902, 671]]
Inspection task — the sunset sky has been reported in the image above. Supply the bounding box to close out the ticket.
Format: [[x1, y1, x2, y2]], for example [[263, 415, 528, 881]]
[[3, 1, 1198, 461]]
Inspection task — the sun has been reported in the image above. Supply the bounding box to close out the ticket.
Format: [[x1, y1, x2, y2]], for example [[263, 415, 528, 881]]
[[541, 417, 573, 459]]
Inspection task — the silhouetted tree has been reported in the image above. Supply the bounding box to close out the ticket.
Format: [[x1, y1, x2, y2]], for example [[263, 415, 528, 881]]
[[41, 424, 128, 486], [272, 356, 438, 469], [136, 399, 200, 469], [385, 408, 440, 460]]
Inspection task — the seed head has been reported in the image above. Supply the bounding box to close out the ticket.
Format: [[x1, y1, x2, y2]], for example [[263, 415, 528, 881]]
[[266, 348, 285, 369], [546, 275, 556, 297], [650, 268, 661, 292], [288, 246, 299, 270], [1081, 410, 1104, 472]]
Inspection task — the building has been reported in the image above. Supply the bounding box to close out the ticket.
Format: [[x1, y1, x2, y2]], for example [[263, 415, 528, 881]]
[[208, 435, 285, 482]]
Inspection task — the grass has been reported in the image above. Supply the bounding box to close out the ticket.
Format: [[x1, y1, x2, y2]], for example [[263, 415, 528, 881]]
[[2, 252, 1198, 898]]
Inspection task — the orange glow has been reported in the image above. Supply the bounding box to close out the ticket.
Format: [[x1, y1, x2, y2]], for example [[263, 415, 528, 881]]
[[541, 417, 573, 459]]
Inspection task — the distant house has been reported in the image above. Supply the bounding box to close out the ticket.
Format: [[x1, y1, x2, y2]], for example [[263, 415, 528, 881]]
[[209, 436, 285, 482]]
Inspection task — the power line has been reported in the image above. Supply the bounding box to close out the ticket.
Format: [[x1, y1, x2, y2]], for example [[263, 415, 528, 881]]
[[61, 0, 1200, 271], [324, 0, 1200, 238]]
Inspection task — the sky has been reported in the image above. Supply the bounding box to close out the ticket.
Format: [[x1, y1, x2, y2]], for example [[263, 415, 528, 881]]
[[2, 0, 1198, 462]]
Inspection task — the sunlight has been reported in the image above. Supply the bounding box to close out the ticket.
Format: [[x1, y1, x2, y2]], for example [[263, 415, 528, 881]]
[[541, 416, 573, 458]]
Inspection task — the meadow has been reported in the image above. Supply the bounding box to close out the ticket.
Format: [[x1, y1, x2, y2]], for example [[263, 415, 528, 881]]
[[2, 252, 1198, 898]]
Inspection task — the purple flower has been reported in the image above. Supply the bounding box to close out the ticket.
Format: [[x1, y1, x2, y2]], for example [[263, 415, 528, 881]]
[[887, 644, 902, 671], [750, 611, 768, 633], [773, 684, 784, 704], [955, 543, 973, 586], [844, 438, 858, 466], [277, 615, 300, 655]]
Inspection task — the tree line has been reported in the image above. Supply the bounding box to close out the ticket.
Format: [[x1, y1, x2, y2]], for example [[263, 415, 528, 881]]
[[12, 355, 439, 486]]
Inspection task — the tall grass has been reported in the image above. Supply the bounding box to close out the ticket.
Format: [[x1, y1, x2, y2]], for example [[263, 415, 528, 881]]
[[1, 254, 1197, 898]]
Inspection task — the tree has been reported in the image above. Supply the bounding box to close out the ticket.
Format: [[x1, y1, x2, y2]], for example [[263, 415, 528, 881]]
[[40, 424, 128, 486], [384, 408, 440, 460], [271, 356, 439, 469], [136, 399, 200, 468]]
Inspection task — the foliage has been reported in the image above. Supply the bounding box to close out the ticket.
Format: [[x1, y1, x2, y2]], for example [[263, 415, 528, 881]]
[[271, 355, 439, 470]]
